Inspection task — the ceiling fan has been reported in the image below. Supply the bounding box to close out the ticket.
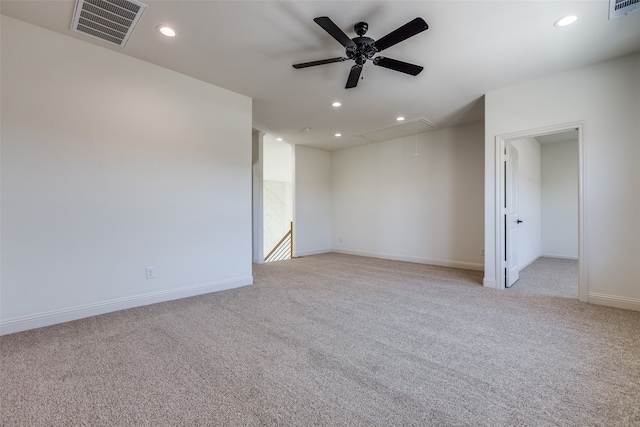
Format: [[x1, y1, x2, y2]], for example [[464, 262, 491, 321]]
[[293, 16, 429, 89]]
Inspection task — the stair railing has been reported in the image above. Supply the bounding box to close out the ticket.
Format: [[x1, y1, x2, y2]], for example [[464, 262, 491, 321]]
[[264, 222, 293, 263]]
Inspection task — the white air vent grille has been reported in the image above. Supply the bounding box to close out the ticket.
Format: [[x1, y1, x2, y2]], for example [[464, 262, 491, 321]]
[[609, 0, 640, 19], [71, 0, 147, 47], [357, 117, 439, 143]]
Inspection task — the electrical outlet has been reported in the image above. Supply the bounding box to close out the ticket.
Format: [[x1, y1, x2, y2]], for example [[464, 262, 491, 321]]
[[146, 267, 155, 279], [339, 238, 343, 244]]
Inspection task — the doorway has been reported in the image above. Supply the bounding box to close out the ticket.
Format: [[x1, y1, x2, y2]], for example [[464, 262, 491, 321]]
[[493, 123, 587, 302], [252, 131, 293, 264], [262, 135, 293, 261]]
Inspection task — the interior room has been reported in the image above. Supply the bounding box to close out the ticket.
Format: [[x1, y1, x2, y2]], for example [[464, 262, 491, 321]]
[[1, 1, 639, 425]]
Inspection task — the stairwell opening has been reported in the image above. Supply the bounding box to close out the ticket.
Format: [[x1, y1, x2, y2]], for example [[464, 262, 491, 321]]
[[262, 135, 293, 262]]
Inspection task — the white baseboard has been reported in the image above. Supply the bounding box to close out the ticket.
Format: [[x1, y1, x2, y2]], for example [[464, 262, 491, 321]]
[[294, 248, 332, 257], [0, 276, 253, 336], [519, 255, 541, 270], [332, 248, 484, 271], [588, 293, 640, 312], [541, 253, 579, 260], [518, 255, 578, 273]]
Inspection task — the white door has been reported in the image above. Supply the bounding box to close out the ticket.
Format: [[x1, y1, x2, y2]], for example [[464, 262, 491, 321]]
[[505, 143, 520, 287]]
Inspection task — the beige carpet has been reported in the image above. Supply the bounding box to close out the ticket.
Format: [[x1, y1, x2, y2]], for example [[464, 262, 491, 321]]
[[1, 253, 639, 426], [509, 257, 578, 299]]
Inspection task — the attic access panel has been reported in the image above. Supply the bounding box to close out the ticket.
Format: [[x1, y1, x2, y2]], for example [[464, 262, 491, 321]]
[[71, 0, 147, 47], [357, 118, 439, 143]]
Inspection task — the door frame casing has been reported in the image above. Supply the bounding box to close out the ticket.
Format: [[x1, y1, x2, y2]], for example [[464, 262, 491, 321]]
[[489, 121, 587, 302]]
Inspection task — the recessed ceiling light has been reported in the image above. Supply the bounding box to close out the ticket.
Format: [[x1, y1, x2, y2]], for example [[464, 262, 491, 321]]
[[554, 15, 578, 27], [332, 102, 341, 107], [276, 138, 283, 141], [157, 25, 176, 37], [397, 116, 405, 121], [335, 133, 342, 137]]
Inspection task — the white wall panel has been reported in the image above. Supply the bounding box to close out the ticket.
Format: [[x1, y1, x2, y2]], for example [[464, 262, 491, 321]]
[[331, 122, 485, 270], [293, 145, 331, 256], [1, 16, 253, 333], [541, 140, 579, 259]]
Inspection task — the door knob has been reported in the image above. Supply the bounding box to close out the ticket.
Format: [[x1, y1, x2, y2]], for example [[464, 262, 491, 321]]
[[517, 219, 523, 224]]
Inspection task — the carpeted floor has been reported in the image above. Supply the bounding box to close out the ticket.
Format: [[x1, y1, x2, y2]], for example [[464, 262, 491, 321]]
[[1, 253, 639, 426], [508, 257, 578, 298]]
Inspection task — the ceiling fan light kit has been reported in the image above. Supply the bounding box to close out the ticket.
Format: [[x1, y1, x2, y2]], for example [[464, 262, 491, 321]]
[[293, 16, 429, 89]]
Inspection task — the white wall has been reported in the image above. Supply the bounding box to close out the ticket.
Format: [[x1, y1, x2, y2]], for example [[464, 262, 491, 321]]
[[541, 140, 578, 259], [509, 138, 541, 269], [1, 16, 253, 334], [331, 121, 485, 270], [293, 145, 332, 256], [484, 52, 640, 310]]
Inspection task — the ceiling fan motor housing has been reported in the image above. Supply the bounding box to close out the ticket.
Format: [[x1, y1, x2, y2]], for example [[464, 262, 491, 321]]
[[346, 34, 377, 65]]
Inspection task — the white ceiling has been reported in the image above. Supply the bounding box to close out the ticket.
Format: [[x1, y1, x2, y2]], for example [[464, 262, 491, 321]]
[[2, 1, 640, 151]]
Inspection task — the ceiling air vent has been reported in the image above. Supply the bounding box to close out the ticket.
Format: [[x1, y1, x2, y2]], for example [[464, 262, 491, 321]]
[[71, 0, 147, 47], [609, 0, 640, 19], [357, 117, 439, 143]]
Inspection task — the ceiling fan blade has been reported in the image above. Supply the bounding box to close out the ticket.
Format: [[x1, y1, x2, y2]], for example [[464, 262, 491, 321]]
[[314, 17, 357, 50], [373, 57, 423, 76], [345, 65, 363, 89], [293, 57, 347, 69], [373, 17, 428, 52]]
